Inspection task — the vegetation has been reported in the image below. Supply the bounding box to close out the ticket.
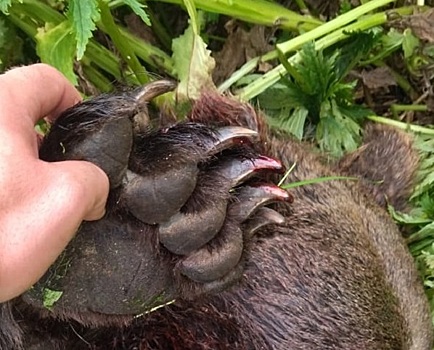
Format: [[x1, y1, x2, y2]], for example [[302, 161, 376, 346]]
[[1, 0, 434, 323]]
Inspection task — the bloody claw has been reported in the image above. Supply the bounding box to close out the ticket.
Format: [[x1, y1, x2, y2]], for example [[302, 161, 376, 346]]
[[214, 155, 284, 189], [159, 156, 284, 255]]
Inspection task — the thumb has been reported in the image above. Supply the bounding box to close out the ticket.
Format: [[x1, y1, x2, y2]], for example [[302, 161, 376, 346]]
[[46, 160, 110, 221]]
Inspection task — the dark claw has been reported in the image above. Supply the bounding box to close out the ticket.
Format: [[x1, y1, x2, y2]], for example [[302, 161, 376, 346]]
[[205, 126, 258, 156], [243, 207, 285, 238], [159, 156, 284, 255], [229, 184, 292, 220], [41, 81, 178, 189], [179, 225, 243, 283], [134, 80, 178, 104], [133, 80, 177, 133]]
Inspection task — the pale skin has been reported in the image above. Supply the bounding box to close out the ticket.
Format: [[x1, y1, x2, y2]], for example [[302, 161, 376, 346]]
[[0, 64, 110, 302]]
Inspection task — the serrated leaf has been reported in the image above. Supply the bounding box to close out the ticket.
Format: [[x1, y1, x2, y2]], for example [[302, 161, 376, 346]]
[[414, 172, 434, 197], [67, 0, 100, 60], [121, 0, 150, 25], [382, 28, 404, 51], [333, 29, 381, 80], [36, 21, 77, 85], [172, 23, 216, 101], [0, 0, 12, 14], [42, 288, 63, 309], [388, 204, 431, 225], [296, 42, 338, 98], [317, 100, 361, 157]]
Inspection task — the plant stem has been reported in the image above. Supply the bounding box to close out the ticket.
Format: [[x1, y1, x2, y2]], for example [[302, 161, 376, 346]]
[[276, 0, 394, 54], [367, 115, 434, 135], [236, 6, 415, 101], [218, 50, 278, 92], [147, 7, 172, 51], [84, 41, 124, 80], [281, 176, 359, 190], [118, 27, 174, 74], [98, 0, 149, 85], [150, 0, 322, 32], [294, 0, 308, 12], [391, 104, 428, 119], [20, 0, 64, 23], [82, 64, 114, 92]]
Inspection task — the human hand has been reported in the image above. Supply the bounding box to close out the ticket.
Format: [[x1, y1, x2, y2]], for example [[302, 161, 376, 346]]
[[0, 64, 109, 302]]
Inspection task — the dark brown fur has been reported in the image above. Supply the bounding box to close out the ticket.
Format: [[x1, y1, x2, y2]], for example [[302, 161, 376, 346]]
[[3, 92, 432, 349]]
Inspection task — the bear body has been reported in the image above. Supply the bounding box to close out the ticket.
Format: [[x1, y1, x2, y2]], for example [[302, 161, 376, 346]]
[[1, 89, 432, 350]]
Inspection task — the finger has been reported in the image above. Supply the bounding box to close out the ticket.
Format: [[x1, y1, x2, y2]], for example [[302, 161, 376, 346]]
[[45, 160, 110, 221], [0, 64, 81, 129]]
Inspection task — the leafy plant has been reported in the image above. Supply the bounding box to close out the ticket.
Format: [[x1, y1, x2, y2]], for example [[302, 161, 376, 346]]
[[382, 130, 434, 323], [257, 35, 377, 157]]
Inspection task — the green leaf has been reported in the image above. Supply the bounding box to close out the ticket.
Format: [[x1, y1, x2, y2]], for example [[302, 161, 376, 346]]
[[172, 22, 216, 101], [0, 0, 13, 14], [317, 100, 361, 157], [388, 204, 431, 225], [285, 107, 308, 140], [382, 28, 404, 51], [265, 106, 308, 140], [36, 21, 78, 85], [402, 28, 419, 59], [67, 0, 100, 60], [42, 288, 63, 309], [257, 82, 298, 110], [414, 173, 434, 199], [410, 222, 434, 245], [332, 29, 381, 80], [121, 0, 150, 26]]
